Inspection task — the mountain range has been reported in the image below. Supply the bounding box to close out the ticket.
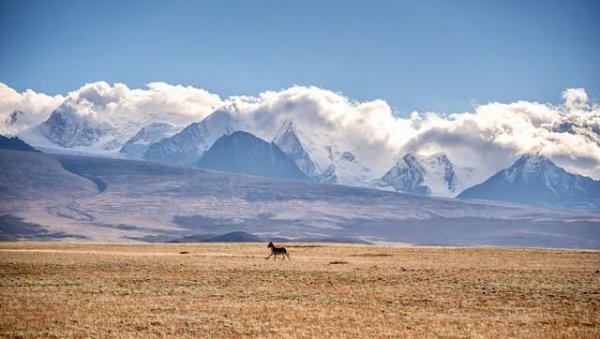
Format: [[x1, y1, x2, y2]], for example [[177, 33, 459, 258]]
[[5, 104, 600, 211], [143, 110, 235, 165], [1, 148, 598, 247]]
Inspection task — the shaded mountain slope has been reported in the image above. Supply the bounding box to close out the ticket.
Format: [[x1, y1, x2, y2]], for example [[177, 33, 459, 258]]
[[0, 135, 39, 152], [196, 131, 308, 180]]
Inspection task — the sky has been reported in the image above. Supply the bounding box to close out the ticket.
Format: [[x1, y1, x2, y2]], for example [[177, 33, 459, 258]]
[[1, 0, 599, 114]]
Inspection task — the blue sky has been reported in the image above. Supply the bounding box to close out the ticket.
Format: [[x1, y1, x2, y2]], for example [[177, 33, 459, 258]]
[[1, 0, 598, 114]]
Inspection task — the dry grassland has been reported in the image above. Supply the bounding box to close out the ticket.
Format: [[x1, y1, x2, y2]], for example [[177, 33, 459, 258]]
[[0, 242, 599, 338]]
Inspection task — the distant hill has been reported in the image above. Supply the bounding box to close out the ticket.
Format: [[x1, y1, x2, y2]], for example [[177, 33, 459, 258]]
[[458, 154, 600, 210], [0, 135, 40, 152], [196, 131, 308, 180], [170, 231, 263, 243], [1, 150, 598, 248]]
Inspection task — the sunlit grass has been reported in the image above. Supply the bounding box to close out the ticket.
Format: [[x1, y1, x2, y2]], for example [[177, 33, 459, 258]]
[[0, 243, 598, 338]]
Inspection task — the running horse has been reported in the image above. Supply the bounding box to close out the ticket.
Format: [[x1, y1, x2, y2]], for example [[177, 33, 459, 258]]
[[266, 242, 291, 260]]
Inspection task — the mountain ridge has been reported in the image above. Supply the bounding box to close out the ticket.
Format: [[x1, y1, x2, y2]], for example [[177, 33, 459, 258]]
[[458, 154, 600, 210], [0, 134, 40, 153], [144, 110, 235, 165]]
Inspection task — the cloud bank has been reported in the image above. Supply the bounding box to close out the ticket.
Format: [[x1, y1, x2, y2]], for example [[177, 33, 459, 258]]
[[0, 83, 65, 134], [0, 82, 223, 138], [0, 81, 598, 181]]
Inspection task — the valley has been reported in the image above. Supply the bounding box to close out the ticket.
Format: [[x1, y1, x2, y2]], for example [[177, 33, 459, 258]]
[[1, 149, 598, 247]]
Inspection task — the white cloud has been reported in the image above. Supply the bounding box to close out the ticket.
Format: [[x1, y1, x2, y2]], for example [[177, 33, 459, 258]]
[[61, 81, 224, 130], [0, 82, 598, 182], [0, 83, 65, 134], [216, 86, 599, 182], [219, 86, 403, 180], [0, 81, 224, 144], [562, 88, 589, 111], [398, 90, 600, 180]]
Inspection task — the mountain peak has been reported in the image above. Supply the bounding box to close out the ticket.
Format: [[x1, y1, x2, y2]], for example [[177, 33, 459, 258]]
[[5, 110, 24, 126], [0, 134, 40, 153], [375, 152, 459, 197], [273, 120, 320, 178], [458, 154, 600, 209], [226, 130, 254, 140], [502, 154, 563, 184], [276, 120, 297, 136], [143, 110, 236, 165], [430, 152, 451, 163], [514, 153, 552, 168], [120, 122, 180, 159], [40, 105, 110, 148], [401, 153, 417, 163], [196, 130, 308, 180]]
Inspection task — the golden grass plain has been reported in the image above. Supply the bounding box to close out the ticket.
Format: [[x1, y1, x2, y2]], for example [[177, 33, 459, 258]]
[[0, 242, 598, 338]]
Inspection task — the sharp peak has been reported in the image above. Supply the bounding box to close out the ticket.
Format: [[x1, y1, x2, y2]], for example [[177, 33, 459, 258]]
[[46, 105, 99, 123], [228, 130, 255, 137], [189, 109, 232, 125], [514, 153, 553, 164], [508, 153, 563, 174], [400, 152, 451, 162], [274, 120, 302, 145], [277, 119, 297, 134], [141, 121, 175, 128], [217, 130, 280, 148], [207, 109, 234, 119]]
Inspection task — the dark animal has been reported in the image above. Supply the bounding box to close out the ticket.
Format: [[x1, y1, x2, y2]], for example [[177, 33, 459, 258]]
[[266, 241, 290, 260]]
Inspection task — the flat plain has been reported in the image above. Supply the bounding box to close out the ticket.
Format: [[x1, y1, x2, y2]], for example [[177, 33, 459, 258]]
[[0, 243, 598, 338]]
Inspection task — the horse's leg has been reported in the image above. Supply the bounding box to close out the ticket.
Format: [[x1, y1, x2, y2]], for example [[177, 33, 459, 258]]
[[266, 253, 273, 260], [285, 251, 290, 260]]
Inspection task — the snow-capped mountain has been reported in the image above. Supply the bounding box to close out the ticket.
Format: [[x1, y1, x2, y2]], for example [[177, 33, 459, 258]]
[[458, 154, 600, 209], [273, 121, 321, 178], [39, 104, 111, 148], [11, 82, 222, 155], [321, 143, 378, 186], [4, 110, 24, 128], [271, 120, 381, 185], [373, 154, 431, 195], [143, 110, 236, 165], [196, 131, 308, 180], [119, 122, 180, 159], [371, 153, 469, 197]]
